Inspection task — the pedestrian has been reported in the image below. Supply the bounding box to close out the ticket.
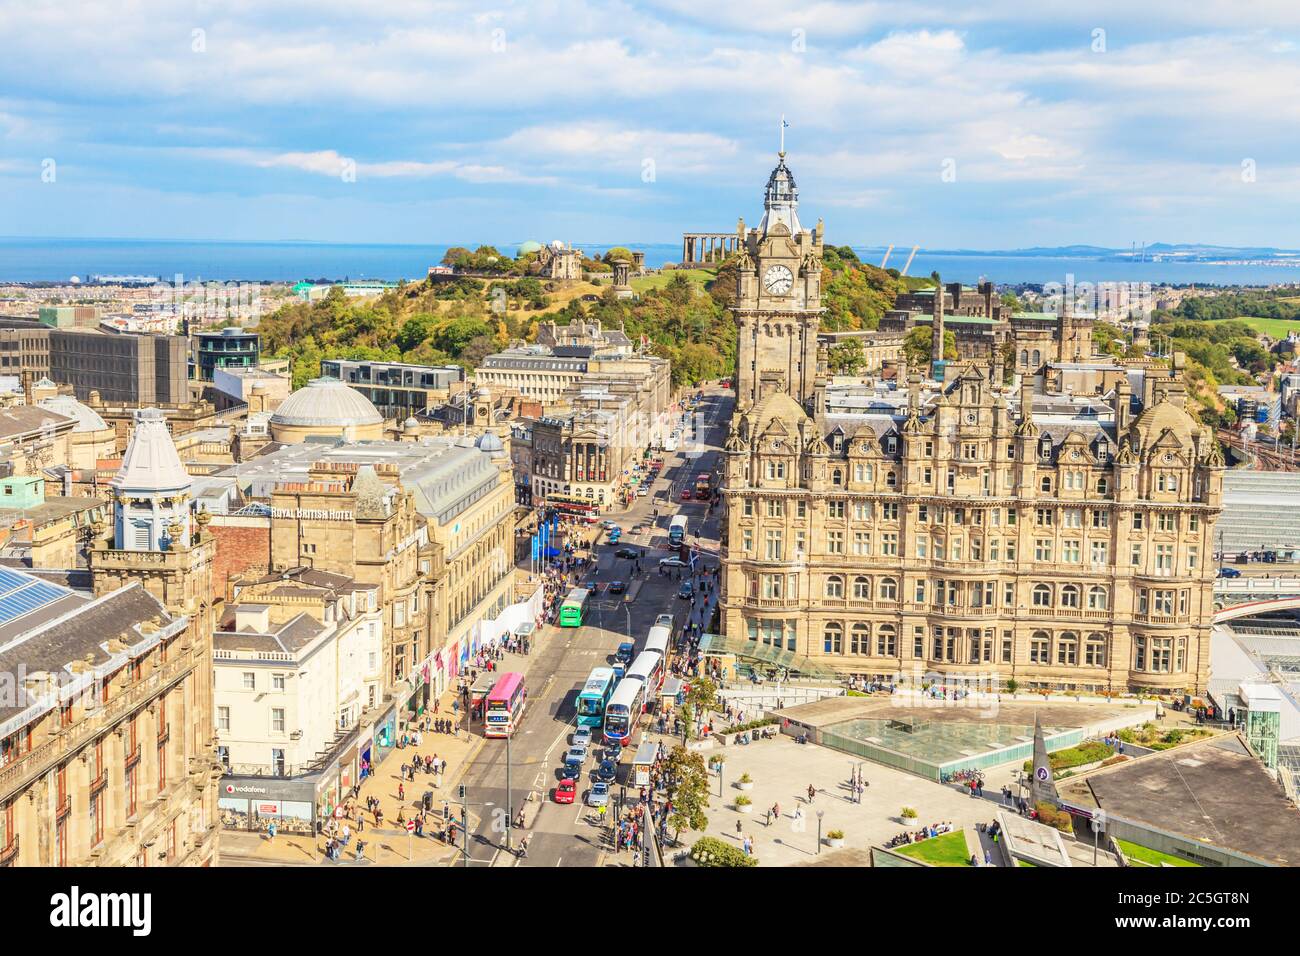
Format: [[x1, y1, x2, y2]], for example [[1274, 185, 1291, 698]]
[[267, 820, 277, 842], [807, 784, 816, 804], [736, 818, 743, 836]]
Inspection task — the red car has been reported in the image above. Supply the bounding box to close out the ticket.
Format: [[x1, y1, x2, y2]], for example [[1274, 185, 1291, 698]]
[[680, 489, 692, 501], [555, 778, 577, 804]]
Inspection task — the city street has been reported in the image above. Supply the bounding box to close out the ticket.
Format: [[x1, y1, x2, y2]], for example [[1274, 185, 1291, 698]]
[[454, 385, 734, 866]]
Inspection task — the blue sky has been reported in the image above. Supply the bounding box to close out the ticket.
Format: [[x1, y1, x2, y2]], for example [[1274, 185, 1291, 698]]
[[2, 1, 1300, 249]]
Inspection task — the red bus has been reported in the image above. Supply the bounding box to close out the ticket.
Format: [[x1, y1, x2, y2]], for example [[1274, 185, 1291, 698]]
[[485, 672, 527, 738], [694, 473, 713, 500]]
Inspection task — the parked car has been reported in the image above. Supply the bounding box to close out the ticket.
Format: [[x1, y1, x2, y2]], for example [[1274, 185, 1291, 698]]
[[587, 780, 611, 807], [555, 778, 577, 804], [1217, 566, 1242, 578]]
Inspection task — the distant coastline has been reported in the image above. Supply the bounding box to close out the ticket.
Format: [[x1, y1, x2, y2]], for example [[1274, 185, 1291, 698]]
[[5, 236, 1300, 287]]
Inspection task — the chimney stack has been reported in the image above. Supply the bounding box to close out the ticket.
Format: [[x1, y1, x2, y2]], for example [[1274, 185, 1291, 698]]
[[930, 273, 944, 380]]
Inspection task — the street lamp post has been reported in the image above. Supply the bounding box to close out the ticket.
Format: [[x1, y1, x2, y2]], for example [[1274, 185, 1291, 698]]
[[817, 810, 824, 854], [505, 731, 513, 853]]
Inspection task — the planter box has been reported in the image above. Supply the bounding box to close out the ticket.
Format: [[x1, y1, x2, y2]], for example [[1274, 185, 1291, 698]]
[[735, 803, 753, 814], [736, 781, 754, 791], [826, 838, 846, 849]]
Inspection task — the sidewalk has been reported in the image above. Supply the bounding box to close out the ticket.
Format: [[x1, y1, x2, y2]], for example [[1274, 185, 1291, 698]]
[[220, 685, 488, 867]]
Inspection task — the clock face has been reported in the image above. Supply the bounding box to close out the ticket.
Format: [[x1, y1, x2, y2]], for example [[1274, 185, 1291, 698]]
[[763, 264, 794, 295]]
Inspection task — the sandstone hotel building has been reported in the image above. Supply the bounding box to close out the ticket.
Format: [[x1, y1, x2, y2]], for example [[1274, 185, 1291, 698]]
[[718, 151, 1223, 694]]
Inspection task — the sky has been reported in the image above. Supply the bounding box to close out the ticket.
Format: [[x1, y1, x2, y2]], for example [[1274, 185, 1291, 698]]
[[2, 1, 1300, 250]]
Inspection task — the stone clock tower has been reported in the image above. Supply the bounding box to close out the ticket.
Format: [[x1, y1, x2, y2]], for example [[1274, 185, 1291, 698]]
[[732, 149, 825, 410]]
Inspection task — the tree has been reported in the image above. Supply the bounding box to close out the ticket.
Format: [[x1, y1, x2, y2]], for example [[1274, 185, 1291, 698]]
[[664, 746, 710, 842], [433, 315, 494, 356], [903, 327, 956, 369], [829, 339, 866, 375], [686, 675, 717, 716], [396, 312, 438, 353], [602, 246, 635, 264]]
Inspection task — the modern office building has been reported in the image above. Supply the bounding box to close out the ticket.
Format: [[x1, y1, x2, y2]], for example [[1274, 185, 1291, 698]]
[[320, 359, 464, 420], [193, 327, 260, 382]]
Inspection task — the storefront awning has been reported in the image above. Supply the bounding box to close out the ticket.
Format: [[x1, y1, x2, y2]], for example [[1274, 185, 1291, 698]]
[[697, 632, 841, 680]]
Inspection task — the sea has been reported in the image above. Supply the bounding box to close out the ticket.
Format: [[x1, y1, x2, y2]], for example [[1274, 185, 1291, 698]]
[[5, 236, 1300, 288]]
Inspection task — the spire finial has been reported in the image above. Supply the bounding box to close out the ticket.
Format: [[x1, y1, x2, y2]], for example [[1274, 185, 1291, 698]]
[[779, 115, 788, 159]]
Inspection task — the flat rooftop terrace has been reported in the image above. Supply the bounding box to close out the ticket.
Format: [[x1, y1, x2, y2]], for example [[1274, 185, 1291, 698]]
[[1060, 733, 1300, 866]]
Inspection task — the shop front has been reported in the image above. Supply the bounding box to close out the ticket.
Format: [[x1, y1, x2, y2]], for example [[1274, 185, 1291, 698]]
[[218, 776, 319, 837]]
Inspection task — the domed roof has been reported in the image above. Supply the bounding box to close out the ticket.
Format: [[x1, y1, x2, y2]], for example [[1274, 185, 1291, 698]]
[[1130, 397, 1198, 449], [112, 408, 191, 494], [518, 240, 543, 255], [476, 431, 504, 454], [38, 394, 108, 433], [750, 389, 810, 429], [270, 377, 383, 429]]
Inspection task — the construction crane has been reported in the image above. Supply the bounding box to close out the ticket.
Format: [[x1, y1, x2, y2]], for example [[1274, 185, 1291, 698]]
[[900, 246, 920, 276], [879, 245, 894, 269]]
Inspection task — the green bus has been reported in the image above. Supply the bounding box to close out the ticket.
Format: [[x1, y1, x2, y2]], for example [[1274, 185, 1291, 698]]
[[558, 587, 592, 627]]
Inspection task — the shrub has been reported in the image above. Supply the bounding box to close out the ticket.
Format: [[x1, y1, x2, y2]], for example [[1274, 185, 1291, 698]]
[[1006, 679, 1019, 695], [723, 716, 779, 735], [738, 773, 752, 784], [1035, 802, 1074, 834], [901, 806, 918, 819], [734, 795, 752, 807], [827, 829, 845, 840], [690, 836, 757, 867]]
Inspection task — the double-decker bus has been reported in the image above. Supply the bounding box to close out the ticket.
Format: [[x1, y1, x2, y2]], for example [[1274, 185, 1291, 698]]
[[668, 514, 688, 548], [576, 667, 616, 729], [558, 587, 591, 627], [694, 472, 713, 501], [485, 672, 527, 738], [643, 623, 671, 660], [626, 650, 664, 695], [604, 677, 646, 746]]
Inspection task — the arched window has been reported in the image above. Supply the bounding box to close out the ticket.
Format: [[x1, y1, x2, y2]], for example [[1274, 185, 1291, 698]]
[[831, 468, 844, 486], [1096, 476, 1109, 495], [1032, 583, 1053, 607], [1060, 584, 1080, 608], [1030, 631, 1051, 663], [1031, 348, 1041, 367], [885, 470, 897, 488], [1020, 349, 1028, 366], [1057, 632, 1078, 665], [1088, 585, 1109, 610], [826, 575, 844, 599], [876, 623, 897, 657], [823, 622, 844, 654], [850, 622, 870, 655], [1085, 632, 1108, 666], [853, 576, 871, 600], [879, 577, 898, 600]]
